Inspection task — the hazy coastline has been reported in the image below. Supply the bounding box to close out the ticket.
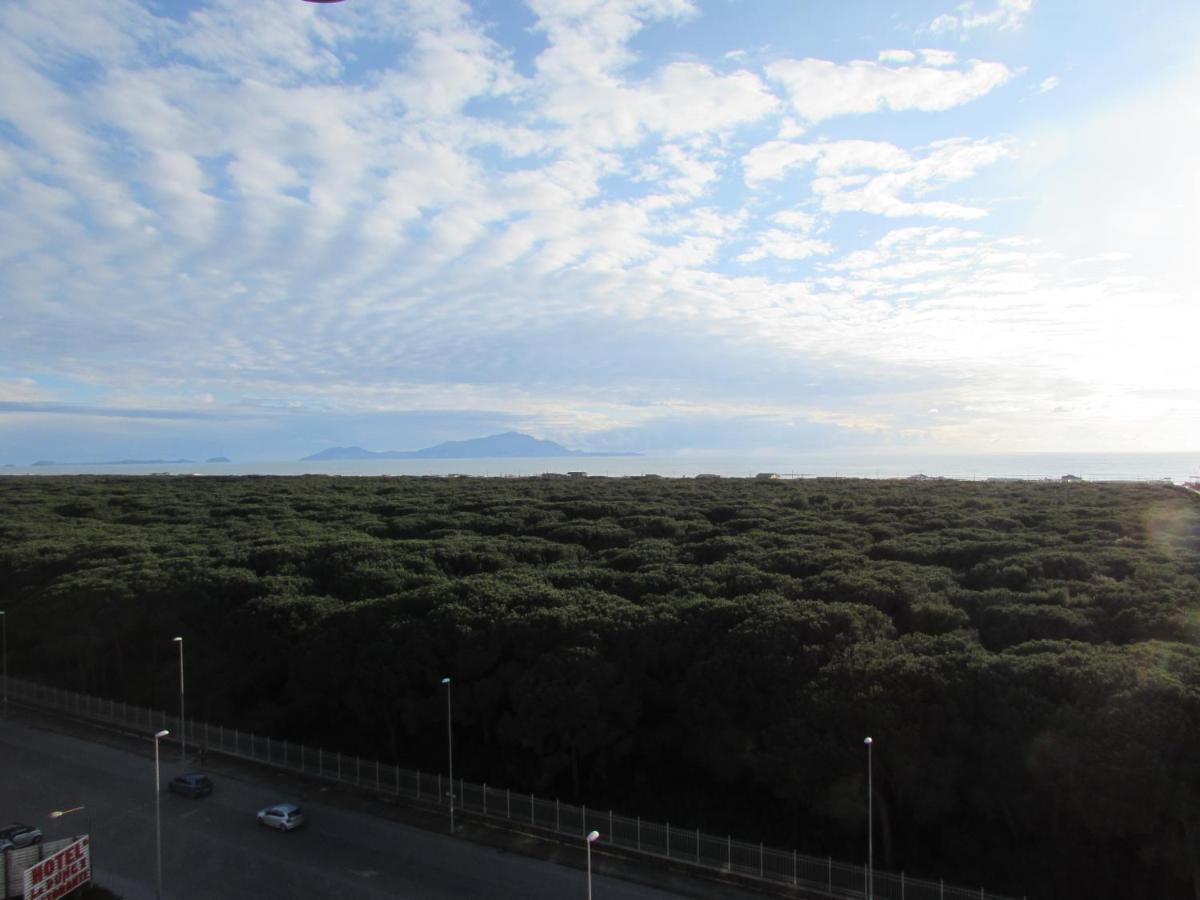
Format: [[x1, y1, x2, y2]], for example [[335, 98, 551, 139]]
[[2, 451, 1194, 483]]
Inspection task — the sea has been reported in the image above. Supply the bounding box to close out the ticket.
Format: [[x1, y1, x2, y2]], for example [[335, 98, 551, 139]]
[[2, 452, 1196, 483]]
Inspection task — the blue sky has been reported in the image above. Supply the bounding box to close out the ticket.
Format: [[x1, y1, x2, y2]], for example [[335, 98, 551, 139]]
[[1, 0, 1197, 462]]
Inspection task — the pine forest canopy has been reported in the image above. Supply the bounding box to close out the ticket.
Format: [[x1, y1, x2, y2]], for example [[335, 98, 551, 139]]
[[1, 474, 1198, 900]]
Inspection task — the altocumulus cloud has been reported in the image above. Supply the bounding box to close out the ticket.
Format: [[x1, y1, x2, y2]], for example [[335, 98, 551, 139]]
[[0, 0, 1197, 461]]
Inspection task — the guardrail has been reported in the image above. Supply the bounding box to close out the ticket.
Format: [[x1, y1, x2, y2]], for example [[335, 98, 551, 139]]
[[7, 676, 1023, 900]]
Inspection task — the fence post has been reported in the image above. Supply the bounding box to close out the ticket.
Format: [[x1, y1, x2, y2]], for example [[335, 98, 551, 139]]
[[728, 836, 731, 870], [666, 823, 670, 858], [637, 816, 641, 852], [902, 872, 905, 900], [941, 879, 945, 900], [609, 810, 612, 841], [759, 842, 763, 879], [793, 848, 797, 886]]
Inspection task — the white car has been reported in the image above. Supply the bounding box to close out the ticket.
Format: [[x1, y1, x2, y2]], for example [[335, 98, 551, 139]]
[[256, 803, 305, 831], [0, 823, 43, 850]]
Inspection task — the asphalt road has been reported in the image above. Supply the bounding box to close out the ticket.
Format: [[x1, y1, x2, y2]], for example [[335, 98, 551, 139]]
[[0, 717, 697, 900]]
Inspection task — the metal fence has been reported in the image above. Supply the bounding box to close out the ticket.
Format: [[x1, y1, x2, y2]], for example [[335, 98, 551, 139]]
[[7, 676, 1020, 900]]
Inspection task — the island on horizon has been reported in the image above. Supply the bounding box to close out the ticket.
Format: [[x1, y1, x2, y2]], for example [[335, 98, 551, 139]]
[[302, 431, 642, 462]]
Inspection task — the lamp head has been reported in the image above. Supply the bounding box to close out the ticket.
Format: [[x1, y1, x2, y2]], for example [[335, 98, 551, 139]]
[[864, 736, 873, 745], [441, 677, 451, 685], [587, 830, 600, 842], [155, 729, 170, 738], [173, 636, 182, 643]]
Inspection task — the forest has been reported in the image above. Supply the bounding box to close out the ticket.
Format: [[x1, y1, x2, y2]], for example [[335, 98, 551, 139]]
[[1, 474, 1198, 899]]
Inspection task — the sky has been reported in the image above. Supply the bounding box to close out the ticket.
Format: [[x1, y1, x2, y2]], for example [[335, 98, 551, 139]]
[[1, 0, 1197, 463]]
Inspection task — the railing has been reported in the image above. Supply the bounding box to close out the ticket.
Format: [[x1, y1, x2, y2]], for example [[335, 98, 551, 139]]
[[7, 676, 1021, 900]]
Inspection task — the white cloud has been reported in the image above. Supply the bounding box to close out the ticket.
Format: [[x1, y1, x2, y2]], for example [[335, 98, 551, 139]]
[[771, 210, 818, 232], [737, 232, 833, 263], [921, 49, 959, 67], [767, 56, 1012, 122], [744, 138, 1008, 220], [1038, 75, 1060, 93], [742, 140, 821, 186], [928, 0, 1033, 35], [1, 0, 1194, 457]]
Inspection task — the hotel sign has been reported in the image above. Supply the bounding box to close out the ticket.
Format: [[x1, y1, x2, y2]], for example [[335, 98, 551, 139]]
[[23, 836, 91, 900]]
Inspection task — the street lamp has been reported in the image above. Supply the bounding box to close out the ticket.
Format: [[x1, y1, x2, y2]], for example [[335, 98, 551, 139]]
[[154, 728, 170, 900], [172, 637, 185, 761], [864, 736, 874, 900], [49, 806, 92, 862], [441, 677, 454, 834], [586, 830, 600, 900]]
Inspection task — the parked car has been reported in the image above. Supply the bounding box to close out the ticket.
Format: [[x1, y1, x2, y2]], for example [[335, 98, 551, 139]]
[[256, 803, 304, 831], [0, 823, 43, 851], [168, 772, 214, 798]]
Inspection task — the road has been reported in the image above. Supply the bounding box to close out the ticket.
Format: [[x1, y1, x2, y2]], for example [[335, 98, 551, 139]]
[[0, 717, 698, 899]]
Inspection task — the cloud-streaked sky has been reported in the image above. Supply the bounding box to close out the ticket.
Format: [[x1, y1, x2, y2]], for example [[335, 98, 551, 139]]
[[1, 0, 1197, 462]]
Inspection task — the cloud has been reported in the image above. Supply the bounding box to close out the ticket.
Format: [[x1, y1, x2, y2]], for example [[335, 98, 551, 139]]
[[928, 0, 1033, 35], [1038, 75, 1060, 93], [737, 232, 833, 263], [0, 0, 1194, 459], [767, 56, 1012, 122], [744, 138, 1008, 220]]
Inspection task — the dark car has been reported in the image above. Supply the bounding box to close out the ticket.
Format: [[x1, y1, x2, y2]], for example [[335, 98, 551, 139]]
[[0, 823, 43, 851], [167, 772, 214, 798]]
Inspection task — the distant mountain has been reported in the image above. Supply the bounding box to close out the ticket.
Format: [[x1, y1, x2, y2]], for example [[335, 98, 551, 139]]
[[302, 431, 641, 461], [206, 457, 232, 463]]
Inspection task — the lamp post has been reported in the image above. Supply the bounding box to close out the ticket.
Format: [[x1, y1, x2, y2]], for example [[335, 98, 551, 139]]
[[1, 610, 6, 718], [441, 676, 453, 834], [49, 806, 92, 869], [154, 728, 170, 900], [864, 736, 874, 900], [586, 830, 600, 900], [172, 637, 185, 761]]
